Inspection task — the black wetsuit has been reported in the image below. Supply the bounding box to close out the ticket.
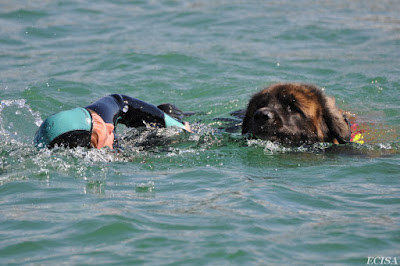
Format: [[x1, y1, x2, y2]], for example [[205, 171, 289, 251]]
[[34, 94, 186, 149], [86, 94, 169, 128]]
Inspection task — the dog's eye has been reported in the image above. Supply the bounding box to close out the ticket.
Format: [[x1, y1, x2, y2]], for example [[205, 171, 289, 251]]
[[287, 103, 302, 114], [287, 104, 297, 113]]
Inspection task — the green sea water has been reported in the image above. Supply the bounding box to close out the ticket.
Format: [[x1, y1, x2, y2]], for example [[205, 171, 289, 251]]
[[1, 0, 400, 265]]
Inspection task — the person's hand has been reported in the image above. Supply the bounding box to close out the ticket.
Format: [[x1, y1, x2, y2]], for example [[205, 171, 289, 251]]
[[184, 122, 193, 133]]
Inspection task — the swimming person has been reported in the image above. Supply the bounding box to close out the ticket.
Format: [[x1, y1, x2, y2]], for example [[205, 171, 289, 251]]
[[34, 94, 192, 149]]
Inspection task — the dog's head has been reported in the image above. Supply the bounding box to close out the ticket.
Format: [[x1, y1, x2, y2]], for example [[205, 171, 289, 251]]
[[242, 83, 351, 144]]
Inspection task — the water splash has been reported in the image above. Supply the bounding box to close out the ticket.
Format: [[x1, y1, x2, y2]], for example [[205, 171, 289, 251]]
[[28, 146, 122, 182], [247, 138, 400, 156], [247, 139, 334, 154], [0, 99, 42, 144], [136, 181, 155, 193]]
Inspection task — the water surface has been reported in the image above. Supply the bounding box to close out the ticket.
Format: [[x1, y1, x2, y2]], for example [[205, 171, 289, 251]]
[[1, 0, 399, 265]]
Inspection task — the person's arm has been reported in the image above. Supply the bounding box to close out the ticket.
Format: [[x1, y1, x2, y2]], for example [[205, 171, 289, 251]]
[[86, 94, 188, 130]]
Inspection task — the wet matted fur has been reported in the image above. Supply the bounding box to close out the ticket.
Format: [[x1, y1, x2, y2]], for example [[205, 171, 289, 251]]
[[242, 83, 351, 144]]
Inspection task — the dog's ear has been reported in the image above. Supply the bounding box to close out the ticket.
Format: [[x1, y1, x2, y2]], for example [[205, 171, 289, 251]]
[[241, 99, 258, 135], [242, 89, 269, 135], [242, 110, 251, 134], [324, 97, 351, 144]]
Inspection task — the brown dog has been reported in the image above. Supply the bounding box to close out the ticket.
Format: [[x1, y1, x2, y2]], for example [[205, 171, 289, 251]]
[[242, 83, 351, 144]]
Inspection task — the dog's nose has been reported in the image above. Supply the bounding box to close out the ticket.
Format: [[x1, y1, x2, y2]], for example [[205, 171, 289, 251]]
[[254, 108, 274, 122]]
